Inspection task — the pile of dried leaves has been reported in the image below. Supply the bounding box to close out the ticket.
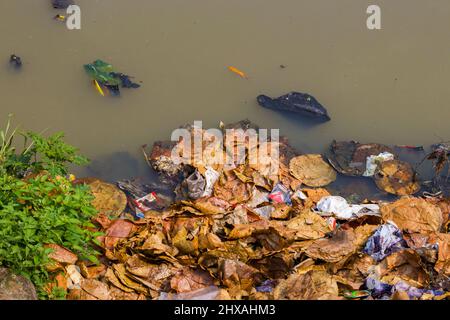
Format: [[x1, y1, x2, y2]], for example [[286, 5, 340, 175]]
[[49, 122, 449, 300]]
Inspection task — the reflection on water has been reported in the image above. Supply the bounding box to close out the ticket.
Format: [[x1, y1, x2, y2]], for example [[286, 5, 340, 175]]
[[1, 0, 449, 193]]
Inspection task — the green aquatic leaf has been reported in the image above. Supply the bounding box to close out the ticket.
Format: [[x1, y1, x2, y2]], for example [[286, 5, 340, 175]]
[[84, 60, 121, 86]]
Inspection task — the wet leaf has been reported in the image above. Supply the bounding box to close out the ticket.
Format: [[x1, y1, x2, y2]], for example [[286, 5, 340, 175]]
[[286, 210, 331, 240], [381, 197, 443, 233], [374, 160, 420, 195], [86, 179, 127, 217], [289, 154, 336, 187], [274, 270, 340, 300], [80, 279, 111, 300], [305, 229, 357, 263], [170, 267, 214, 293]]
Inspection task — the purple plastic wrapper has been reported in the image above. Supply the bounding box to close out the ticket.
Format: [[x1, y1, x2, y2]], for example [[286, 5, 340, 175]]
[[256, 279, 276, 293], [365, 277, 393, 298], [363, 223, 406, 261], [393, 281, 446, 299]]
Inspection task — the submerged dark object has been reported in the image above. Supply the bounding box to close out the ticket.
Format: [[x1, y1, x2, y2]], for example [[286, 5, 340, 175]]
[[52, 0, 74, 9], [257, 92, 331, 121], [9, 54, 22, 69], [327, 140, 395, 176], [111, 72, 141, 89]]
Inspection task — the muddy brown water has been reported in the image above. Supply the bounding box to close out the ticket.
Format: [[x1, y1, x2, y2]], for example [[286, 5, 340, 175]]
[[1, 0, 449, 198]]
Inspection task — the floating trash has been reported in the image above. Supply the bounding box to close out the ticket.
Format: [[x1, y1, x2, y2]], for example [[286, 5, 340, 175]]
[[9, 54, 22, 69], [84, 59, 140, 97]]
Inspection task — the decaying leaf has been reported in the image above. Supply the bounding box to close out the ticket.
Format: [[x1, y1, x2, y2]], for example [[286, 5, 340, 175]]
[[45, 244, 78, 265], [104, 219, 137, 249], [429, 233, 450, 276], [381, 197, 443, 233], [84, 179, 127, 217], [374, 160, 420, 195], [289, 154, 337, 187], [160, 286, 231, 300], [305, 229, 357, 263], [170, 267, 214, 293], [80, 279, 111, 300], [273, 270, 340, 300], [286, 210, 331, 240], [60, 123, 450, 301], [379, 249, 430, 288], [218, 259, 263, 294]]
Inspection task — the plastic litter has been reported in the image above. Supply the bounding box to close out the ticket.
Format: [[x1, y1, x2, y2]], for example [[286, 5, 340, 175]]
[[315, 196, 380, 220], [363, 222, 406, 262], [54, 14, 66, 21], [57, 121, 450, 301], [395, 145, 425, 151], [327, 140, 395, 177], [116, 179, 161, 218], [228, 66, 248, 79], [202, 167, 220, 197], [343, 290, 371, 299], [255, 279, 276, 293], [363, 152, 395, 177], [365, 277, 393, 299], [51, 0, 74, 9], [268, 183, 292, 205], [183, 171, 206, 200], [9, 54, 22, 69], [393, 281, 446, 300], [257, 92, 331, 121]]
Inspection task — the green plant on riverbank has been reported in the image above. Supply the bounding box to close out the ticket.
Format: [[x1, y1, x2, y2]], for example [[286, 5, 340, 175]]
[[0, 116, 101, 299]]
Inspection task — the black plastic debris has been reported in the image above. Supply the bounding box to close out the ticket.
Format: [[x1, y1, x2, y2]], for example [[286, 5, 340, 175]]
[[9, 54, 22, 69], [257, 91, 331, 121], [111, 72, 141, 89], [117, 178, 174, 218], [51, 0, 74, 9]]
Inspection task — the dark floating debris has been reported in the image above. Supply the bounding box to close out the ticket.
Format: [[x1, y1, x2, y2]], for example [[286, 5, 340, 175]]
[[9, 54, 22, 69], [327, 140, 395, 177], [395, 145, 425, 152], [51, 0, 74, 9], [257, 91, 331, 121], [84, 59, 141, 97], [111, 72, 141, 89]]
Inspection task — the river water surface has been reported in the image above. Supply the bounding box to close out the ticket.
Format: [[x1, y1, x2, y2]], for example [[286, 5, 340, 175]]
[[1, 0, 449, 193]]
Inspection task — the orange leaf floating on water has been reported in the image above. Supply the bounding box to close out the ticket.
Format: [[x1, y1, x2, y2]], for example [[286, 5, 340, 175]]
[[228, 66, 248, 79]]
